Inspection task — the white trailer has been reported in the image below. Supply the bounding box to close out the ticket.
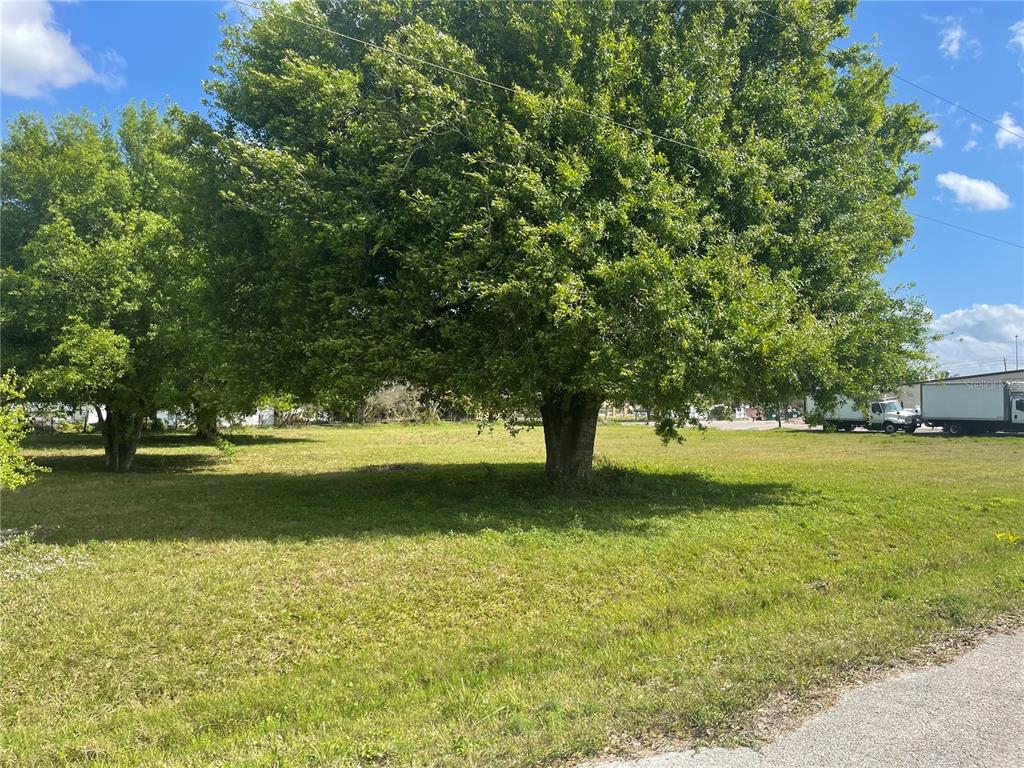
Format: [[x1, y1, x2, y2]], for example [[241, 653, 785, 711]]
[[805, 395, 921, 434], [919, 381, 1024, 435]]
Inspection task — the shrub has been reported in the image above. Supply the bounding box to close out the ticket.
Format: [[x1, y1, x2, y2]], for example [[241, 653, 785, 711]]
[[0, 372, 48, 491], [361, 383, 437, 423]]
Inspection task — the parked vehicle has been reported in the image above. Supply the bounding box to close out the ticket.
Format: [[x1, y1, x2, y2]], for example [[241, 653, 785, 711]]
[[805, 396, 921, 434], [918, 381, 1024, 435]]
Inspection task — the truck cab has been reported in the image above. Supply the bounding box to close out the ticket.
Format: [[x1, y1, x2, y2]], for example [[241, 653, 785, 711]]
[[867, 400, 920, 433], [865, 399, 920, 434]]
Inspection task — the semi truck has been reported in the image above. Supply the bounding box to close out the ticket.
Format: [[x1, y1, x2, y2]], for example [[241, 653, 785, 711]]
[[917, 380, 1024, 435], [804, 396, 921, 434]]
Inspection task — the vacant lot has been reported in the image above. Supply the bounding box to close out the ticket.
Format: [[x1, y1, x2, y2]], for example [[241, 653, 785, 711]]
[[2, 424, 1022, 767]]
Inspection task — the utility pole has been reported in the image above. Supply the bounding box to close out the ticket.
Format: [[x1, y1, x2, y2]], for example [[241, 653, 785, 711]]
[[1016, 334, 1020, 370]]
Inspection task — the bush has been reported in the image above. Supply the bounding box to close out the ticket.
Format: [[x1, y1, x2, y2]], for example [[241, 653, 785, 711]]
[[361, 383, 437, 423], [0, 372, 48, 490]]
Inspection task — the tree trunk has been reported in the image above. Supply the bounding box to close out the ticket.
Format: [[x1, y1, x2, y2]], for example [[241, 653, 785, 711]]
[[101, 408, 144, 473], [194, 405, 219, 440], [540, 392, 602, 480]]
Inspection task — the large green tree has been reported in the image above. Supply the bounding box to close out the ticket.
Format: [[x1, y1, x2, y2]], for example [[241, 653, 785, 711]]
[[1, 105, 229, 471], [207, 0, 933, 478]]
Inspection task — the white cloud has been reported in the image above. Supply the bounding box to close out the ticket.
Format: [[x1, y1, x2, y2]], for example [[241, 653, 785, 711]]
[[962, 139, 979, 152], [922, 129, 943, 149], [91, 48, 126, 91], [940, 20, 967, 58], [970, 122, 982, 135], [934, 17, 979, 60], [936, 172, 1012, 211], [0, 1, 124, 98], [1010, 20, 1024, 51], [995, 112, 1024, 150], [931, 304, 1024, 375]]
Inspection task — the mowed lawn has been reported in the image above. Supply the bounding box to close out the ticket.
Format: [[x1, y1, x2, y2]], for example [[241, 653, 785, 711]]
[[2, 424, 1022, 767]]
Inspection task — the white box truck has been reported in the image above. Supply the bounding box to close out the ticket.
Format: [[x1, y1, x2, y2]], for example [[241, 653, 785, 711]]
[[805, 396, 921, 434], [919, 381, 1024, 435]]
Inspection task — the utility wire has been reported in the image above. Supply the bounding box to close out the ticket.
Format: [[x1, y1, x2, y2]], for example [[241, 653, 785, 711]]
[[889, 77, 1022, 142], [235, 0, 1024, 145], [907, 212, 1023, 250], [753, 5, 1024, 143], [941, 359, 1009, 368], [231, 0, 705, 154], [231, 0, 1023, 250]]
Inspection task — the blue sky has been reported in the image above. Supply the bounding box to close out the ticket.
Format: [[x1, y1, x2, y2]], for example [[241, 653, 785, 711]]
[[2, 0, 1022, 374]]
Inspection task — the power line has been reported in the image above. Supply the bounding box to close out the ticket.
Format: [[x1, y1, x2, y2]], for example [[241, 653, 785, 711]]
[[236, 0, 1024, 146], [753, 5, 1024, 143], [230, 0, 1022, 250], [749, 5, 1024, 247], [889, 76, 1022, 142], [941, 358, 1009, 368], [908, 212, 1023, 250], [231, 0, 705, 154]]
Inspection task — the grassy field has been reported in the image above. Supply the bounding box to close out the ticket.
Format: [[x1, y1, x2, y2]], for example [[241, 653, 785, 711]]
[[2, 423, 1022, 767]]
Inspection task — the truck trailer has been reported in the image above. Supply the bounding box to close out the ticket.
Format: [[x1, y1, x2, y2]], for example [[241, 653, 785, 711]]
[[918, 380, 1024, 435], [805, 396, 921, 434]]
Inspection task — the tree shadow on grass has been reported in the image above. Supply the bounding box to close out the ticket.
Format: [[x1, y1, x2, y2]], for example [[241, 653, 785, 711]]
[[34, 451, 222, 474], [24, 431, 318, 474], [24, 431, 315, 450], [8, 461, 797, 545]]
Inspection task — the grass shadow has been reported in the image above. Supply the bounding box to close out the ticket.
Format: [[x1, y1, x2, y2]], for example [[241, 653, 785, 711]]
[[24, 431, 318, 474], [24, 431, 315, 450], [34, 452, 221, 474], [8, 462, 796, 545]]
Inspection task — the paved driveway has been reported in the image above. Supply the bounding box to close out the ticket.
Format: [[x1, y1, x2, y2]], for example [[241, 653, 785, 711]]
[[598, 629, 1024, 768]]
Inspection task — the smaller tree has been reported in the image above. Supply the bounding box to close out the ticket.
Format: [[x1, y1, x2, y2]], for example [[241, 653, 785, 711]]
[[30, 321, 141, 470], [1, 105, 215, 471], [0, 372, 47, 491]]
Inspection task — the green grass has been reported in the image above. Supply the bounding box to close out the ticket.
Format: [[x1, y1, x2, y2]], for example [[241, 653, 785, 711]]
[[2, 423, 1022, 767]]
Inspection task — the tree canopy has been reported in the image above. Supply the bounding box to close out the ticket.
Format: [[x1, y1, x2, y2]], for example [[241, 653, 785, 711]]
[[203, 0, 934, 477], [1, 104, 233, 470], [2, 1, 937, 477]]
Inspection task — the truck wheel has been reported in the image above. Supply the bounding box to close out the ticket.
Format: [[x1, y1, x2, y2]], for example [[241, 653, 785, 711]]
[[883, 422, 897, 434], [947, 422, 965, 436]]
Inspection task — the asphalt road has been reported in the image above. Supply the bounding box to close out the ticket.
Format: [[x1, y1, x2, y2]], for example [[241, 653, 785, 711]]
[[599, 629, 1024, 768]]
